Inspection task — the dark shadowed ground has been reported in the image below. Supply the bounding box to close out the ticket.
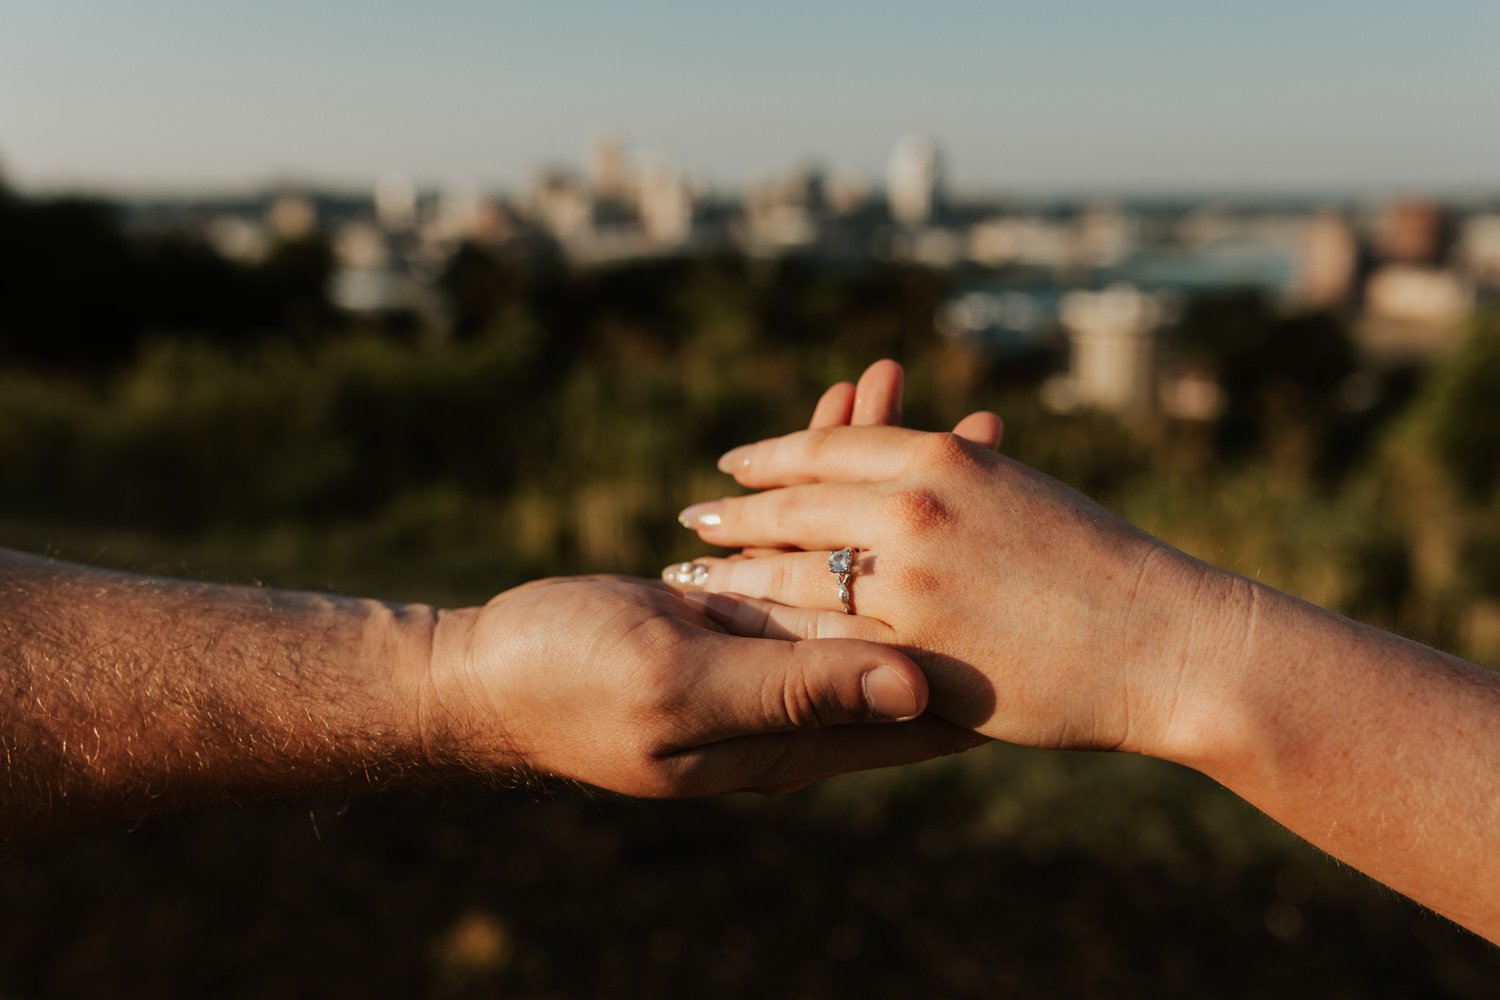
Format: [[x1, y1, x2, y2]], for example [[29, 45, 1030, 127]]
[[2, 744, 1495, 998]]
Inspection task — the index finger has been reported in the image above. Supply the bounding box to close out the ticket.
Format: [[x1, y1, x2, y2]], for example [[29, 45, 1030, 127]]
[[716, 425, 934, 488], [851, 359, 904, 426]]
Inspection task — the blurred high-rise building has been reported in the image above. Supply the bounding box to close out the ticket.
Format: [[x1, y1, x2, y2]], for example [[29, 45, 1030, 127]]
[[433, 181, 485, 242], [1059, 284, 1162, 415], [374, 171, 417, 231], [887, 134, 942, 226], [1298, 210, 1359, 309], [333, 221, 389, 270], [1364, 266, 1473, 328], [637, 164, 693, 247], [1458, 215, 1500, 288], [824, 176, 870, 216], [205, 216, 270, 264], [1075, 203, 1135, 268], [743, 167, 824, 250], [267, 194, 317, 242], [530, 172, 593, 243], [967, 215, 1071, 269], [1373, 197, 1447, 265], [590, 136, 633, 202]]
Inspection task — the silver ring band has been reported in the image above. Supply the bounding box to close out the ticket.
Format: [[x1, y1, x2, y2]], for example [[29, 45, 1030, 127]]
[[829, 547, 856, 614]]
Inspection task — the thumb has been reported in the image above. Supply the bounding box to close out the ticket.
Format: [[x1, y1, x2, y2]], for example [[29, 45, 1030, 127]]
[[684, 633, 927, 743]]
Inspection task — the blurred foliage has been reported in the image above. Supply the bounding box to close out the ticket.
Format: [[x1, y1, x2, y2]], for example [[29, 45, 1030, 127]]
[[1168, 289, 1361, 479], [1420, 316, 1500, 502], [0, 195, 335, 367], [1, 201, 1498, 995]]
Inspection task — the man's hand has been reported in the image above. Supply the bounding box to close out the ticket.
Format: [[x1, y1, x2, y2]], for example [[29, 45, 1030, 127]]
[[422, 575, 979, 797], [0, 548, 983, 837]]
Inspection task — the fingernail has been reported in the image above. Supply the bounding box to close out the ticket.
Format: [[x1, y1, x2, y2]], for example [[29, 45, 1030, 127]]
[[717, 446, 751, 474], [662, 561, 710, 589], [861, 666, 919, 722], [677, 502, 722, 529]]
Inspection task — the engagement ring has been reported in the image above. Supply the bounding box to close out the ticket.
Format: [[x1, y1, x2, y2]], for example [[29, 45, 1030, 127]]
[[829, 547, 856, 614]]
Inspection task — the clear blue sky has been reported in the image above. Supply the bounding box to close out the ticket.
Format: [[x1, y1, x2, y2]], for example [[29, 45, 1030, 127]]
[[2, 1, 1497, 196]]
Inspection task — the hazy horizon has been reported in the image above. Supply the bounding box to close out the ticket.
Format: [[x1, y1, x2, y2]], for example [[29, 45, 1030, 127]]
[[4, 2, 1498, 199]]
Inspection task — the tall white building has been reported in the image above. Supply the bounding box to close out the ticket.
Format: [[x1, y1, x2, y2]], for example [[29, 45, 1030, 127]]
[[1297, 210, 1358, 309], [1059, 284, 1162, 415], [637, 164, 693, 247], [374, 171, 417, 231], [590, 136, 632, 201], [887, 134, 941, 225]]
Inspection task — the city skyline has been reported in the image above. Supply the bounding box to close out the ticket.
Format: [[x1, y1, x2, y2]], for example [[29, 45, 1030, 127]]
[[3, 2, 1499, 197]]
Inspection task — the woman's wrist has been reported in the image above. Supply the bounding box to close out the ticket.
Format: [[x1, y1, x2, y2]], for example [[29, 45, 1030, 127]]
[[1121, 551, 1262, 770]]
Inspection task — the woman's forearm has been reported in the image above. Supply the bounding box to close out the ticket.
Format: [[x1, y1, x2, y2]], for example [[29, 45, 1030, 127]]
[[1168, 572, 1500, 939]]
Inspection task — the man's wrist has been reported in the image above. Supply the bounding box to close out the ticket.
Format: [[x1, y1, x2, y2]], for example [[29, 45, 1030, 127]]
[[400, 600, 527, 779], [359, 596, 446, 771]]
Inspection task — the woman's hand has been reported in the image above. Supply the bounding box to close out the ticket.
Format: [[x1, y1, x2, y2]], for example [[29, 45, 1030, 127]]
[[660, 425, 1500, 944], [724, 359, 1001, 562], [662, 426, 1246, 760], [423, 574, 982, 797]]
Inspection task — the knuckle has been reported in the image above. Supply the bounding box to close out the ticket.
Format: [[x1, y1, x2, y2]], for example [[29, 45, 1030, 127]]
[[887, 486, 954, 534], [765, 667, 828, 730], [799, 426, 839, 465], [618, 630, 693, 711], [804, 426, 837, 452], [635, 675, 686, 720], [924, 431, 977, 470]]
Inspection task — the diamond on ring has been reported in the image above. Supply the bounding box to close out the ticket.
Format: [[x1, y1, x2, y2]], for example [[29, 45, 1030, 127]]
[[829, 547, 856, 613]]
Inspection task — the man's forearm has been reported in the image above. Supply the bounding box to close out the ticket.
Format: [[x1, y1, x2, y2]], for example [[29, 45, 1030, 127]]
[[1170, 573, 1500, 940], [0, 549, 439, 837]]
